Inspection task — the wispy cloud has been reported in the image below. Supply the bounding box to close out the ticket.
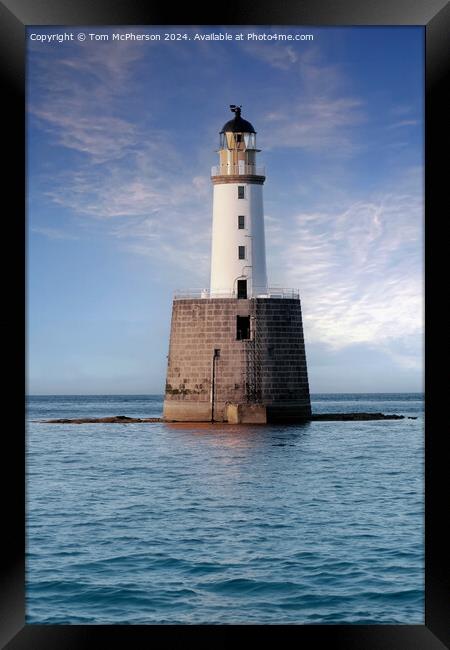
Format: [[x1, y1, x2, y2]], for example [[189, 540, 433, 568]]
[[31, 226, 79, 240], [242, 41, 301, 70], [261, 97, 365, 153], [267, 168, 423, 364], [31, 108, 137, 162], [388, 119, 420, 129], [243, 46, 366, 154], [58, 38, 144, 82], [28, 38, 145, 163], [28, 36, 213, 281]]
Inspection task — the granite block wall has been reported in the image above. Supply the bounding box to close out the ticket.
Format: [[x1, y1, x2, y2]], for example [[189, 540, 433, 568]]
[[163, 298, 311, 422], [255, 298, 311, 419]]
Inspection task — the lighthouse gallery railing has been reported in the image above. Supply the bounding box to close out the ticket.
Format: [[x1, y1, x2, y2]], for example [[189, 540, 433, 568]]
[[173, 288, 300, 300], [211, 164, 265, 177]]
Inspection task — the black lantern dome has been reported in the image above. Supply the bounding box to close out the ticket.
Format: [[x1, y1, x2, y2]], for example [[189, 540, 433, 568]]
[[220, 105, 256, 134]]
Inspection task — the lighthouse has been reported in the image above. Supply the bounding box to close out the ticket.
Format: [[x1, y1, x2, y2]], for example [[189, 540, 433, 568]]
[[163, 106, 311, 423], [210, 105, 268, 299]]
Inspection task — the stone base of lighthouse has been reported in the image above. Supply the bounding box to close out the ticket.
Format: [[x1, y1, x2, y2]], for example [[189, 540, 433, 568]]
[[163, 298, 311, 423]]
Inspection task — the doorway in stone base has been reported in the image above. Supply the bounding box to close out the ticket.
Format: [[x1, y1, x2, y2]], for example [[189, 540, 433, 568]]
[[237, 279, 247, 299]]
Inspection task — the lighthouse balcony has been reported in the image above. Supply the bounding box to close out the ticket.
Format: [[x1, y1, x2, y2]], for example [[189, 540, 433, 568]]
[[211, 164, 265, 177], [173, 287, 300, 300]]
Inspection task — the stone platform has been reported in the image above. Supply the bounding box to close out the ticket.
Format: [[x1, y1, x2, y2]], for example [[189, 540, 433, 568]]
[[163, 297, 311, 423]]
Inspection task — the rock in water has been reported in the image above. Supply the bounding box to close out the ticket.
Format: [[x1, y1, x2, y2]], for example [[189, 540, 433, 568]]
[[310, 413, 405, 421]]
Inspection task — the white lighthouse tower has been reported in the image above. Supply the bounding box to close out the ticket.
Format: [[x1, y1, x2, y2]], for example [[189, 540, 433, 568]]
[[210, 105, 268, 299]]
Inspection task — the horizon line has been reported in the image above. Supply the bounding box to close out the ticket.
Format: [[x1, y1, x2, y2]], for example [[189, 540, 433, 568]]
[[26, 391, 425, 397]]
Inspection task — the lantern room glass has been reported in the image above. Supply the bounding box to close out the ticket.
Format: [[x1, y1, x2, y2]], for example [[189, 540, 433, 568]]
[[220, 131, 257, 150]]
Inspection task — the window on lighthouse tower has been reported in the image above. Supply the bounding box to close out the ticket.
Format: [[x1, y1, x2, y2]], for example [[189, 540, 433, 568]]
[[238, 246, 246, 260], [238, 186, 245, 199]]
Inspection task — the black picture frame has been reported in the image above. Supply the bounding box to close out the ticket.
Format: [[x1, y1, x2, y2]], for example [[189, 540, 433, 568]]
[[2, 0, 448, 647]]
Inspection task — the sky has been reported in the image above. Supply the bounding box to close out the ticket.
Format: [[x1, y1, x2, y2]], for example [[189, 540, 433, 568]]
[[26, 26, 424, 394]]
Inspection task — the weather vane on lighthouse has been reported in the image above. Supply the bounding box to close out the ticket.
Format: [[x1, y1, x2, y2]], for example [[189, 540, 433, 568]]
[[163, 105, 311, 424]]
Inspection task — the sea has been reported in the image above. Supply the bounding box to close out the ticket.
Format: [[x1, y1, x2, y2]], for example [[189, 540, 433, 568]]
[[26, 393, 424, 625]]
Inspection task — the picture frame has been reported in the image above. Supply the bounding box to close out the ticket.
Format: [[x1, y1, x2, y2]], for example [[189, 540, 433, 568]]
[[2, 0, 448, 646]]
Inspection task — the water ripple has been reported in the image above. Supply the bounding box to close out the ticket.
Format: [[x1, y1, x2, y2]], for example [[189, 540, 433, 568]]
[[26, 393, 424, 624]]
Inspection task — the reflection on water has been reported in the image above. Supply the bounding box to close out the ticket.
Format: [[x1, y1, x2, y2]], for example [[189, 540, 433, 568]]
[[165, 420, 311, 451]]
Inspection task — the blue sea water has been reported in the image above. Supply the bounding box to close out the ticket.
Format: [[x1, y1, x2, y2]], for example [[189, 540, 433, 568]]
[[26, 393, 424, 625]]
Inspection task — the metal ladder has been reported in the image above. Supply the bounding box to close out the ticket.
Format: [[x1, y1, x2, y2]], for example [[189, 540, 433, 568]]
[[244, 300, 262, 403]]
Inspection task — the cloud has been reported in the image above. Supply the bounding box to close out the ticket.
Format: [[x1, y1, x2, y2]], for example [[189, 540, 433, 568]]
[[42, 153, 213, 281], [44, 156, 209, 219], [31, 226, 79, 240], [31, 108, 137, 162], [59, 37, 144, 83], [242, 41, 300, 70], [28, 38, 145, 163], [388, 119, 420, 129], [242, 46, 366, 154], [261, 97, 365, 153], [267, 169, 423, 364], [28, 35, 215, 281]]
